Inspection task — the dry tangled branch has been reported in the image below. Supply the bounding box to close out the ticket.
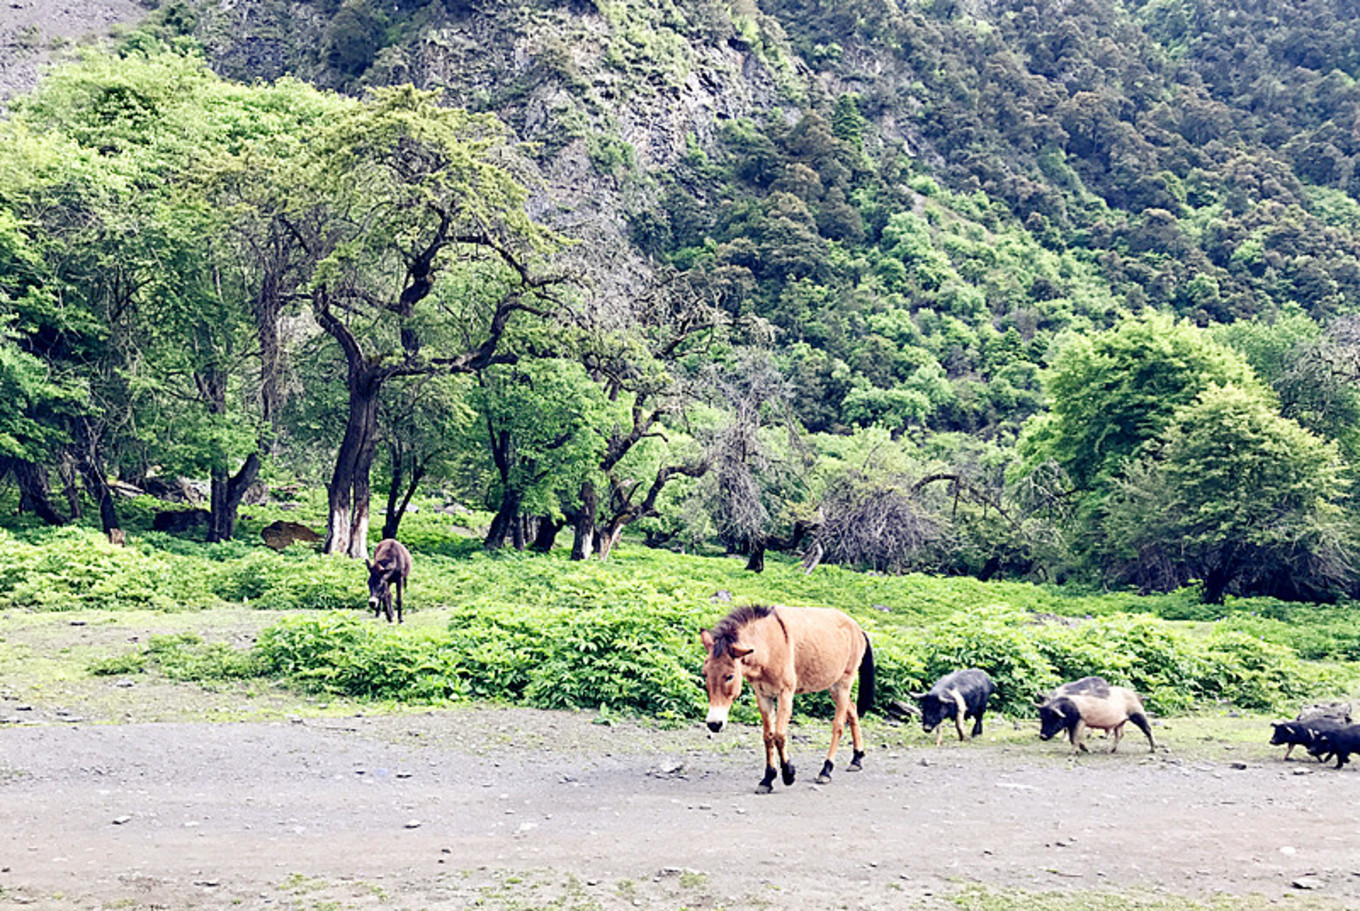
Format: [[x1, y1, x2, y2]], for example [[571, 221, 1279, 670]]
[[813, 476, 947, 573]]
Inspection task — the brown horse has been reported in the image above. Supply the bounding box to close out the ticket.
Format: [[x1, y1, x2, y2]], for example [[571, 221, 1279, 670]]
[[367, 538, 412, 623], [700, 604, 874, 793]]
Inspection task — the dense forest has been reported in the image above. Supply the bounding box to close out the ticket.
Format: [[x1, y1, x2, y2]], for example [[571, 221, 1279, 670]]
[[4, 0, 1360, 604]]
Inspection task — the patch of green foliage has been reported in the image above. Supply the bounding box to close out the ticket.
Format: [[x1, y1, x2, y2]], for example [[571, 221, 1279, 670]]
[[239, 595, 1332, 717], [256, 614, 463, 701], [5, 525, 1346, 717], [0, 525, 364, 612], [90, 632, 262, 680]]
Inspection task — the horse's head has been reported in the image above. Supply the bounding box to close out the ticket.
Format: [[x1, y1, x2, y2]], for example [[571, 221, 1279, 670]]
[[699, 628, 752, 733]]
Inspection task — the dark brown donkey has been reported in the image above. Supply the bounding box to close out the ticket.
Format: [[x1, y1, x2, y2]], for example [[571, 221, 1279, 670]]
[[366, 538, 412, 623], [700, 604, 874, 793]]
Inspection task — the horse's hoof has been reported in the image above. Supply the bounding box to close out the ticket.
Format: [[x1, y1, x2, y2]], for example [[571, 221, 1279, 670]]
[[847, 762, 862, 772], [755, 782, 773, 795], [814, 773, 831, 785], [781, 764, 796, 786]]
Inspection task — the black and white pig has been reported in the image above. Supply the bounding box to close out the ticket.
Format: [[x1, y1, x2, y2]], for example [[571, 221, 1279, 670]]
[[912, 668, 996, 747]]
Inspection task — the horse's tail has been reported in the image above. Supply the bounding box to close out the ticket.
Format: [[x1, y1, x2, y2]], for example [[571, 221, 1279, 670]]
[[857, 633, 875, 716]]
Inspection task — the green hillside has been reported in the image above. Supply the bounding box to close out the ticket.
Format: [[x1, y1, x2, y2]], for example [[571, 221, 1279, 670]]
[[3, 0, 1360, 605]]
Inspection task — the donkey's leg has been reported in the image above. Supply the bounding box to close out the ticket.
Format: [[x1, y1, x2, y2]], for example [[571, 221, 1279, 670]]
[[395, 578, 404, 624], [756, 694, 778, 794], [817, 683, 852, 784], [775, 691, 797, 786]]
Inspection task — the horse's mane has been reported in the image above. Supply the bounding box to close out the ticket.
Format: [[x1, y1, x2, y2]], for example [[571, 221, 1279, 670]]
[[708, 604, 776, 657]]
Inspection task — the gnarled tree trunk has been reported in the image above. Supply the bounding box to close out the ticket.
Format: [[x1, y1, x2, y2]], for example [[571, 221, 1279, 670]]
[[208, 452, 261, 543], [571, 480, 597, 561], [73, 423, 121, 541], [6, 458, 67, 525], [325, 373, 380, 558]]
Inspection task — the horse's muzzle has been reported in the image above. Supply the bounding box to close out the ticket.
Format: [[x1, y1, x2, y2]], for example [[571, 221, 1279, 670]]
[[707, 720, 725, 733]]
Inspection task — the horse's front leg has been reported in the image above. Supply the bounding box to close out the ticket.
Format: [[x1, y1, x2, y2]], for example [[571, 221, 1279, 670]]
[[775, 691, 796, 786], [395, 578, 404, 624], [756, 694, 778, 794]]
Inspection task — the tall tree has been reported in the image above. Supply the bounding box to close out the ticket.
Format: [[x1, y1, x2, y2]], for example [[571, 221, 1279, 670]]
[[287, 86, 565, 557], [473, 359, 613, 550], [375, 372, 472, 541], [1103, 385, 1352, 602], [1017, 311, 1261, 496], [566, 265, 722, 560], [695, 350, 808, 572], [1, 47, 348, 541]]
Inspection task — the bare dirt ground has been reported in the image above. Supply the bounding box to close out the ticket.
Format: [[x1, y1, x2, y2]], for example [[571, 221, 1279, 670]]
[[2, 710, 1360, 911], [1, 612, 1359, 910], [4, 686, 1360, 908]]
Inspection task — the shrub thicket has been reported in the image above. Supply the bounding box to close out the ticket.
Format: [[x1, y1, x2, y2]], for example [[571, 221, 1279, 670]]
[[5, 525, 1340, 717], [240, 602, 1331, 717]]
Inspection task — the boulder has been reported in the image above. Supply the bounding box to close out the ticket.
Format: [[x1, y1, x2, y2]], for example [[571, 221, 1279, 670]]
[[261, 520, 322, 551]]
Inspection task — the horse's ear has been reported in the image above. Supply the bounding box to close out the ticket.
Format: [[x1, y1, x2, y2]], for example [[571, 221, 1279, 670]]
[[700, 629, 715, 652], [729, 644, 754, 660], [365, 559, 373, 571]]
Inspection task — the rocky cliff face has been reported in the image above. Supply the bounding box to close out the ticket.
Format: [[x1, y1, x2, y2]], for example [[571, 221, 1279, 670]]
[[188, 0, 802, 254], [0, 0, 145, 100]]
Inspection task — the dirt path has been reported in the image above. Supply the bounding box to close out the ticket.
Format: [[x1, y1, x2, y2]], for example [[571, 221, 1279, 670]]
[[3, 707, 1360, 910]]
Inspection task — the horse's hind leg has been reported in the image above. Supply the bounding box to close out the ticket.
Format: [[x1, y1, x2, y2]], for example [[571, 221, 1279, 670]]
[[847, 699, 865, 772], [817, 684, 854, 784], [395, 578, 404, 623]]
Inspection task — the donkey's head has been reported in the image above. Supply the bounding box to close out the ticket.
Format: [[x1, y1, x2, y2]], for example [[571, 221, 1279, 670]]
[[366, 560, 391, 615]]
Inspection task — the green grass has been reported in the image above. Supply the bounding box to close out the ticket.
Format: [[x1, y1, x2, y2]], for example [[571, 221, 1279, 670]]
[[1, 495, 1357, 721]]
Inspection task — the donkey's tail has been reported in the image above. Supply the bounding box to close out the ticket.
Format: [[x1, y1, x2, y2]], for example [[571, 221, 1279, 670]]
[[857, 633, 876, 716]]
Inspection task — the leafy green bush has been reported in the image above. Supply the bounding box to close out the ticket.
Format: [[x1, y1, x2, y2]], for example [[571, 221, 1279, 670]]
[[0, 527, 210, 611], [857, 635, 928, 714], [89, 632, 261, 680], [0, 523, 1345, 716], [255, 613, 464, 701], [442, 603, 571, 700], [230, 597, 1337, 718], [522, 600, 706, 721]]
